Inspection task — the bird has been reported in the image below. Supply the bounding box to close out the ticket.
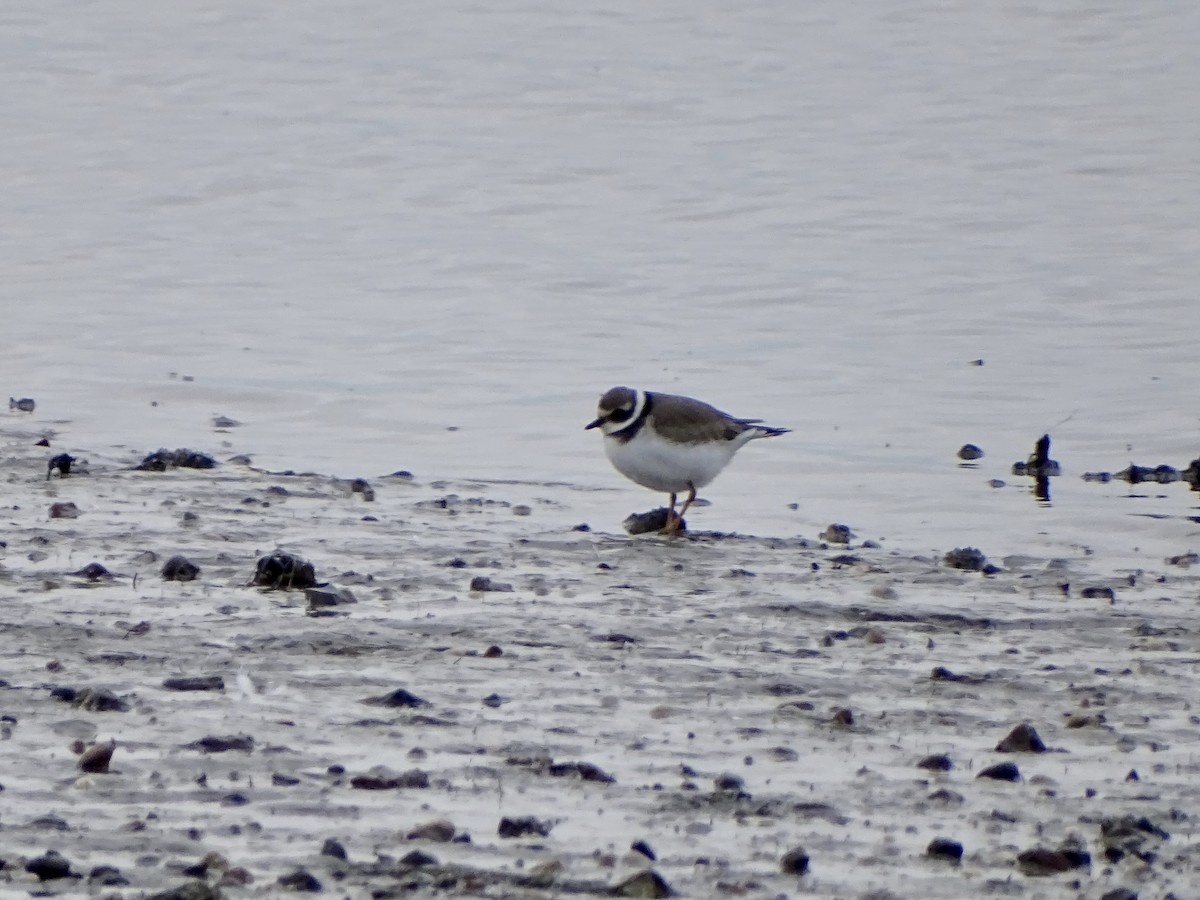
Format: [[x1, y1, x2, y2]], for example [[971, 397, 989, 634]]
[[585, 386, 789, 533]]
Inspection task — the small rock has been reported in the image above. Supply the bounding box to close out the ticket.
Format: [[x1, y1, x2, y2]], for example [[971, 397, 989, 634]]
[[89, 864, 130, 886], [162, 555, 200, 582], [71, 562, 111, 580], [1099, 890, 1138, 900], [25, 849, 73, 881], [252, 551, 317, 590], [995, 723, 1047, 753], [398, 849, 438, 867], [483, 644, 503, 657], [136, 448, 217, 471], [407, 820, 456, 842], [469, 575, 514, 592], [612, 870, 673, 898], [49, 501, 80, 519], [820, 523, 853, 543], [497, 815, 553, 838], [78, 739, 116, 773], [957, 444, 984, 460], [146, 883, 222, 900], [350, 766, 429, 790], [482, 692, 504, 708], [623, 507, 683, 535], [1081, 586, 1116, 600], [50, 686, 129, 712], [977, 761, 1021, 782], [917, 753, 953, 771], [943, 547, 988, 571], [831, 707, 854, 726], [277, 868, 322, 892], [1016, 846, 1090, 876], [780, 846, 809, 875], [713, 772, 745, 792], [512, 504, 532, 516], [320, 837, 347, 859], [9, 396, 35, 412], [926, 837, 963, 861], [212, 415, 241, 428], [363, 687, 430, 708], [184, 734, 254, 753], [163, 675, 225, 692]]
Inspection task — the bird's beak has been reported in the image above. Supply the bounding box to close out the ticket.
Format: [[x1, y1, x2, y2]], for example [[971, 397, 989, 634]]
[[585, 416, 604, 430]]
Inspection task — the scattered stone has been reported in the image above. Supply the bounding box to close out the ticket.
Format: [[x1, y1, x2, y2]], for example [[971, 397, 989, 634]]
[[512, 504, 532, 516], [146, 883, 222, 900], [49, 501, 80, 519], [957, 444, 984, 461], [9, 396, 35, 412], [47, 453, 75, 479], [398, 849, 438, 866], [320, 838, 347, 860], [25, 849, 74, 881], [136, 448, 217, 471], [89, 864, 130, 886], [469, 575, 514, 592], [305, 586, 356, 609], [976, 761, 1021, 782], [1100, 814, 1169, 863], [363, 687, 430, 708], [631, 840, 656, 861], [252, 551, 318, 590], [483, 644, 503, 657], [49, 686, 129, 712], [918, 753, 952, 771], [482, 692, 504, 708], [212, 415, 241, 428], [780, 846, 809, 875], [350, 766, 429, 790], [926, 837, 963, 861], [820, 523, 853, 544], [995, 723, 1047, 753], [71, 562, 111, 580], [612, 869, 673, 897], [1016, 846, 1090, 876], [497, 815, 553, 838], [162, 555, 200, 581], [1081, 586, 1116, 600], [77, 739, 116, 773], [1099, 890, 1138, 900], [549, 761, 616, 783], [272, 773, 300, 786], [407, 820, 456, 842], [163, 675, 225, 692], [943, 547, 988, 571], [713, 772, 745, 792], [184, 734, 254, 753], [1167, 551, 1199, 568], [277, 867, 322, 891], [831, 708, 854, 726], [623, 507, 683, 535]]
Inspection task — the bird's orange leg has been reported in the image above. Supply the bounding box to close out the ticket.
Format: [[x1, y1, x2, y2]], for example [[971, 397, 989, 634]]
[[661, 492, 679, 534]]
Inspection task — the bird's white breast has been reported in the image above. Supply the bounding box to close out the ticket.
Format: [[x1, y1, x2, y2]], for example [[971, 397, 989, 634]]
[[604, 427, 738, 493]]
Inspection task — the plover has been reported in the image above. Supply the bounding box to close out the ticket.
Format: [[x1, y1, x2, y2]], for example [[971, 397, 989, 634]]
[[586, 386, 789, 532]]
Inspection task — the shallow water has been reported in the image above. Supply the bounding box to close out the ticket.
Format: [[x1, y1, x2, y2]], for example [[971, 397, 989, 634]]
[[3, 0, 1199, 566]]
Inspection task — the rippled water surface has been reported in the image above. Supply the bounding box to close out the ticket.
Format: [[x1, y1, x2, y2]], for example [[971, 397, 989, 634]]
[[4, 0, 1198, 565]]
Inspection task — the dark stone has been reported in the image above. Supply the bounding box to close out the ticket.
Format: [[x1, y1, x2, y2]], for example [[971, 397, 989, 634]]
[[221, 792, 249, 806], [820, 523, 853, 543], [407, 820, 456, 842], [47, 453, 75, 479], [320, 838, 347, 860], [71, 562, 111, 580], [272, 773, 301, 786], [363, 687, 430, 708], [995, 723, 1047, 753], [780, 846, 809, 875], [145, 883, 222, 900], [25, 850, 73, 881], [831, 707, 854, 726], [88, 864, 130, 886], [926, 837, 963, 861], [547, 761, 616, 783], [943, 547, 988, 571], [10, 396, 35, 412], [1081, 586, 1116, 600], [49, 501, 80, 519], [350, 767, 429, 790], [623, 507, 683, 535], [976, 761, 1021, 782], [136, 448, 217, 471], [917, 753, 952, 771], [469, 575, 514, 592], [714, 772, 745, 792], [252, 551, 317, 590], [162, 555, 200, 582], [1016, 846, 1090, 875], [482, 693, 504, 708], [612, 870, 673, 897], [399, 849, 438, 867], [50, 686, 129, 712], [497, 815, 553, 838], [1100, 890, 1138, 900], [184, 734, 254, 753], [78, 739, 116, 773], [305, 586, 356, 608], [957, 444, 984, 460], [631, 839, 656, 860], [277, 868, 322, 892], [163, 675, 225, 692]]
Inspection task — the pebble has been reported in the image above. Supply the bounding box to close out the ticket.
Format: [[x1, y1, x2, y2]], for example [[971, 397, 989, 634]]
[[623, 507, 681, 535], [917, 753, 953, 771], [136, 448, 217, 471], [49, 501, 81, 519], [976, 761, 1021, 782], [184, 734, 255, 753], [163, 675, 225, 692], [470, 575, 514, 592], [497, 815, 553, 838], [943, 547, 988, 571], [25, 849, 74, 881], [995, 723, 1047, 753], [161, 555, 201, 581], [926, 837, 963, 861], [9, 396, 35, 412], [406, 819, 456, 842], [320, 837, 347, 860], [50, 686, 129, 712], [820, 523, 853, 543], [957, 444, 984, 460], [349, 766, 429, 789], [363, 686, 431, 708], [780, 845, 809, 875], [399, 849, 438, 866], [277, 868, 322, 892], [78, 739, 116, 773], [611, 870, 673, 898], [1015, 846, 1090, 876], [71, 562, 111, 580]]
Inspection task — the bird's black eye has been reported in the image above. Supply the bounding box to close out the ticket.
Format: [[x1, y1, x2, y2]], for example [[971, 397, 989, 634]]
[[609, 407, 632, 423]]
